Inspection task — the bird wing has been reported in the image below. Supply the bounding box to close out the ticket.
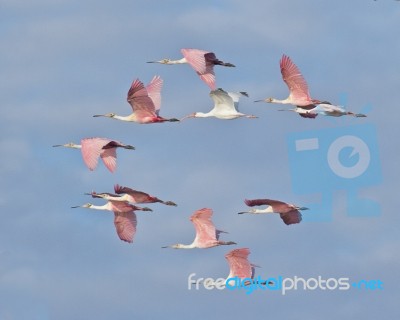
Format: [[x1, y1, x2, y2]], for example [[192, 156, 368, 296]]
[[114, 184, 151, 203], [245, 198, 298, 214], [209, 89, 237, 113], [280, 55, 311, 103], [127, 78, 157, 117], [181, 48, 216, 90], [190, 208, 217, 246], [100, 147, 117, 173], [280, 209, 302, 225], [114, 211, 137, 243], [145, 75, 163, 113], [109, 200, 136, 212], [225, 248, 253, 279], [81, 138, 111, 171]]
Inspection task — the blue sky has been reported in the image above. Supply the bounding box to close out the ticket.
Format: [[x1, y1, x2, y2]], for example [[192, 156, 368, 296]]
[[1, 0, 399, 319]]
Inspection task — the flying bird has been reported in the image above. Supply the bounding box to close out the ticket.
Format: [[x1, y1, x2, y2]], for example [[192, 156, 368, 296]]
[[238, 198, 309, 225], [93, 76, 179, 124], [147, 48, 235, 90], [255, 54, 321, 107], [71, 200, 152, 243], [279, 103, 367, 118], [162, 208, 236, 249], [86, 184, 177, 206], [181, 88, 257, 120], [225, 248, 258, 282], [53, 138, 135, 172]]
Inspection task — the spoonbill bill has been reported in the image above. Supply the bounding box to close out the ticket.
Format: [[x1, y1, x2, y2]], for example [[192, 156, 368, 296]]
[[86, 184, 177, 206], [238, 198, 309, 225], [279, 103, 367, 118], [93, 76, 179, 124], [71, 200, 152, 243], [147, 48, 235, 90], [53, 137, 135, 173], [162, 208, 236, 249], [181, 88, 257, 120], [255, 54, 321, 107]]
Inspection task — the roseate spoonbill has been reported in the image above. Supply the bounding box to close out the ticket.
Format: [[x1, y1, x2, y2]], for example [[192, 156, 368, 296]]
[[53, 138, 135, 173], [147, 48, 235, 90], [255, 54, 321, 107], [238, 198, 309, 225], [226, 248, 258, 280], [224, 248, 273, 287], [86, 184, 177, 206], [162, 208, 236, 249], [181, 88, 257, 120], [71, 200, 152, 243], [279, 103, 367, 118], [93, 76, 179, 124]]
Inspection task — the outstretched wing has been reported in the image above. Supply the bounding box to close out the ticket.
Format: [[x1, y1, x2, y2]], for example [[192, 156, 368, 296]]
[[225, 248, 253, 279], [114, 211, 137, 243], [280, 210, 302, 225], [127, 78, 156, 117], [146, 75, 163, 113], [181, 48, 216, 90], [209, 89, 237, 113], [100, 147, 117, 173], [280, 55, 311, 103], [190, 208, 217, 247], [81, 138, 110, 171]]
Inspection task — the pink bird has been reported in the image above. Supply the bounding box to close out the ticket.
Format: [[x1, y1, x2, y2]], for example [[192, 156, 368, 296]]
[[238, 198, 309, 225], [71, 200, 152, 243], [147, 48, 235, 90], [86, 184, 177, 206], [53, 138, 135, 172], [162, 208, 236, 249], [93, 76, 179, 124], [255, 54, 321, 107], [225, 248, 258, 281]]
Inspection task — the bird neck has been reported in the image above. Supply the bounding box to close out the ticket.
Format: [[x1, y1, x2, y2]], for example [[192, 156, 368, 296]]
[[254, 207, 274, 214], [173, 243, 196, 249], [194, 111, 213, 118], [88, 204, 109, 211], [168, 58, 187, 64], [112, 114, 138, 122]]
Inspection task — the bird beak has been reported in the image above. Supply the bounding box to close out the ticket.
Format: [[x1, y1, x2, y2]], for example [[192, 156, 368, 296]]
[[180, 114, 195, 121], [71, 205, 81, 208], [161, 246, 169, 249], [254, 99, 265, 103], [146, 61, 157, 64], [52, 144, 63, 147], [93, 114, 105, 117], [237, 211, 248, 215]]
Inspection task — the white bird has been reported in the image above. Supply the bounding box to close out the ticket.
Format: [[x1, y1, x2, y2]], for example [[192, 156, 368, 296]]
[[181, 88, 257, 120], [279, 102, 367, 118]]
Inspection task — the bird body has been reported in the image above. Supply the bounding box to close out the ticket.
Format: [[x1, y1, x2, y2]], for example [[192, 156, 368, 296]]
[[238, 198, 308, 225], [147, 48, 235, 90], [71, 200, 152, 243], [182, 88, 257, 120], [53, 138, 135, 172], [280, 103, 367, 118], [93, 76, 179, 124], [225, 248, 258, 280], [256, 54, 320, 107], [162, 208, 236, 249], [87, 184, 177, 206]]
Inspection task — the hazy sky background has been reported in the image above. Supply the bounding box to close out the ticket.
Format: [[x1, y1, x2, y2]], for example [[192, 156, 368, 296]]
[[1, 0, 399, 319]]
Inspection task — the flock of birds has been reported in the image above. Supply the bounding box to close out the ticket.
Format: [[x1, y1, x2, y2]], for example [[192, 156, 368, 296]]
[[54, 48, 367, 283]]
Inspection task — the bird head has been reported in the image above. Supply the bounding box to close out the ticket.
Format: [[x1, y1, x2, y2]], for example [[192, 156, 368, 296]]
[[93, 113, 115, 118], [180, 112, 197, 121], [254, 97, 273, 103], [147, 59, 171, 64], [71, 203, 93, 209], [52, 142, 80, 149]]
